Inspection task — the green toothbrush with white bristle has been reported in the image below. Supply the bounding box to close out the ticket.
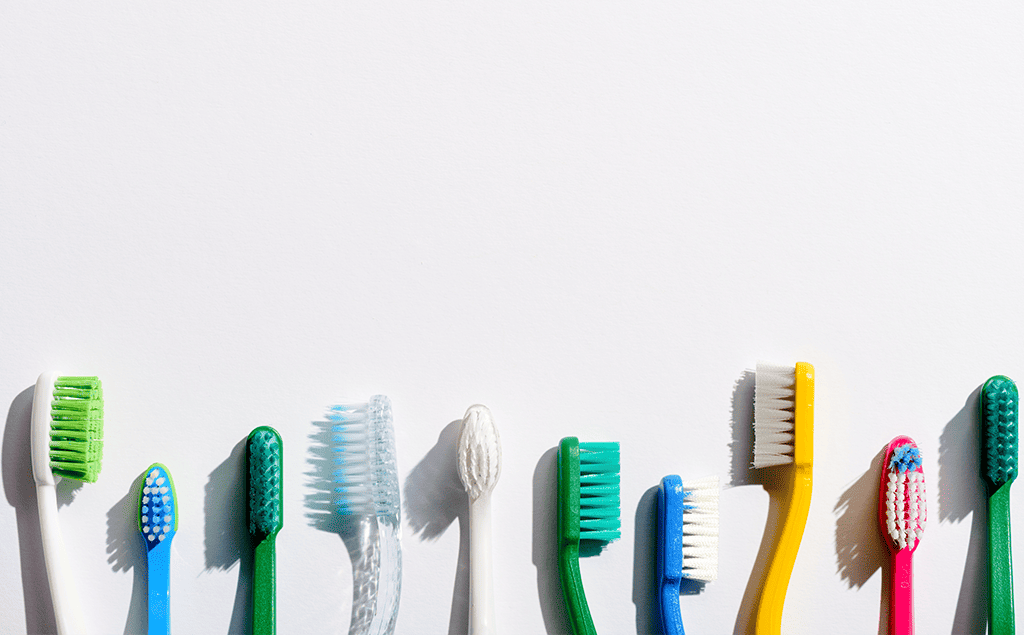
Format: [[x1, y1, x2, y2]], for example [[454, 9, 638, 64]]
[[30, 371, 104, 635], [247, 426, 284, 635], [981, 375, 1018, 635]]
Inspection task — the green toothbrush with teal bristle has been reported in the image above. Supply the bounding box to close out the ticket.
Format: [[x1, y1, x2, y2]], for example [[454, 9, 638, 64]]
[[982, 375, 1018, 635], [557, 437, 621, 635], [31, 372, 104, 635], [248, 426, 284, 635]]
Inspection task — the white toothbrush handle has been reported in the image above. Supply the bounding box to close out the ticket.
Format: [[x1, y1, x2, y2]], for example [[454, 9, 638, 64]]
[[468, 491, 496, 635], [37, 482, 87, 635]]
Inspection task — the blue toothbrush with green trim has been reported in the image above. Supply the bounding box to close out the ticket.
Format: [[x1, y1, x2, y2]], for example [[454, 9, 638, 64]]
[[138, 463, 178, 635]]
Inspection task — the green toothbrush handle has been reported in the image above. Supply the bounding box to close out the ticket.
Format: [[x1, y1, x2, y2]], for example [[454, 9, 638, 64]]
[[558, 541, 596, 635], [989, 484, 1015, 635], [253, 537, 277, 635]]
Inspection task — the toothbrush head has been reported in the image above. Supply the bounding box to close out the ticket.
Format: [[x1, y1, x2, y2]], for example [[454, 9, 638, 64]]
[[981, 375, 1018, 491], [558, 437, 620, 548], [247, 426, 283, 540], [31, 372, 104, 486], [138, 463, 178, 549], [327, 395, 400, 519], [753, 362, 814, 469], [457, 404, 501, 501], [879, 436, 927, 553]]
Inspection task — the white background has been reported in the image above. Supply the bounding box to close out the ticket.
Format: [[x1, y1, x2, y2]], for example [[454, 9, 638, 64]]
[[2, 2, 1023, 634]]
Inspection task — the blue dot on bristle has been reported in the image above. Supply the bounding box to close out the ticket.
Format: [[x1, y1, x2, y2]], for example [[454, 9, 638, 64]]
[[890, 445, 923, 473]]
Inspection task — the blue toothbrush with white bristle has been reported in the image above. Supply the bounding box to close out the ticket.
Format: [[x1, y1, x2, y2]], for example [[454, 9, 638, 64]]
[[139, 463, 178, 635]]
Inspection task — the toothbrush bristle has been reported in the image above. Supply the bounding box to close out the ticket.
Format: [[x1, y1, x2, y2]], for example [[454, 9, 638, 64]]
[[982, 376, 1018, 489], [49, 376, 104, 482], [139, 464, 176, 548], [457, 404, 501, 501], [578, 442, 620, 543], [753, 362, 796, 468], [681, 476, 719, 582], [884, 442, 927, 551], [248, 427, 283, 538], [328, 395, 400, 518]]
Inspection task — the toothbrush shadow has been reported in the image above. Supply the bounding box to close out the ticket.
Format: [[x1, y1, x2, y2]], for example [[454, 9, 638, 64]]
[[105, 472, 148, 635], [403, 420, 469, 635], [631, 485, 659, 635], [1, 386, 57, 635], [939, 387, 988, 635], [833, 446, 887, 634], [532, 447, 571, 635], [203, 438, 251, 635]]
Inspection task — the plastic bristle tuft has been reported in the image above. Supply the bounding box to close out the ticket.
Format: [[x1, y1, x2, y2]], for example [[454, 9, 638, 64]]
[[883, 443, 927, 551], [248, 428, 283, 538], [753, 363, 796, 468], [681, 476, 719, 582], [49, 376, 104, 482], [328, 395, 400, 519], [578, 442, 620, 543], [138, 464, 177, 549], [982, 376, 1018, 488]]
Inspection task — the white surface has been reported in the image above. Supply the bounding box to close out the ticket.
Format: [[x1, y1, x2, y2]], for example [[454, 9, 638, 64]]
[[2, 3, 1023, 634]]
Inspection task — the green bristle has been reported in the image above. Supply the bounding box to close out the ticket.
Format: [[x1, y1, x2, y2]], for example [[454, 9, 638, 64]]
[[578, 442, 620, 543], [248, 427, 283, 539], [49, 376, 103, 483], [982, 376, 1018, 489]]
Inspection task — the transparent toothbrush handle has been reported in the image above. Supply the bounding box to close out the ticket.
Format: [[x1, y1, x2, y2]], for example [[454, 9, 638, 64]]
[[372, 516, 402, 635]]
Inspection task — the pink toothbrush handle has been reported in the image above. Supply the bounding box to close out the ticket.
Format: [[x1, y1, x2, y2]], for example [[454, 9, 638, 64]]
[[889, 549, 914, 635]]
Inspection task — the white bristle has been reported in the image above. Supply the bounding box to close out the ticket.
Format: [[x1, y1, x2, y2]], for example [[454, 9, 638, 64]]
[[885, 469, 927, 550], [753, 362, 797, 468], [457, 405, 502, 501], [681, 475, 719, 582]]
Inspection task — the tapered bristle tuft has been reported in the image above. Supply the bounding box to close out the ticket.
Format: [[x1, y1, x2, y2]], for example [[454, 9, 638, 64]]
[[328, 395, 400, 518], [49, 376, 104, 482], [578, 442, 620, 543], [884, 443, 927, 551], [753, 363, 796, 468], [248, 427, 283, 538], [681, 476, 719, 582], [982, 376, 1018, 489]]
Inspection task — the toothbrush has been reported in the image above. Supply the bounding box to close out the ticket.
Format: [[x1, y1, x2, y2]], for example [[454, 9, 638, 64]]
[[751, 361, 814, 635], [657, 475, 719, 635], [457, 405, 501, 635], [556, 436, 620, 635], [31, 372, 104, 635], [878, 436, 926, 635], [138, 463, 178, 635], [247, 426, 284, 635], [981, 375, 1018, 635], [327, 395, 402, 635]]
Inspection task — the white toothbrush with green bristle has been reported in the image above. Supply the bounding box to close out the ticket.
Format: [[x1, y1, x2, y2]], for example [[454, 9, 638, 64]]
[[31, 371, 104, 635]]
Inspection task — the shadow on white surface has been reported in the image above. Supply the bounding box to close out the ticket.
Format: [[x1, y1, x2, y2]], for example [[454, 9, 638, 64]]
[[631, 485, 659, 635], [938, 387, 988, 635], [531, 446, 571, 635], [729, 370, 762, 489], [403, 419, 470, 635], [105, 471, 148, 634], [2, 385, 58, 635], [204, 438, 252, 634]]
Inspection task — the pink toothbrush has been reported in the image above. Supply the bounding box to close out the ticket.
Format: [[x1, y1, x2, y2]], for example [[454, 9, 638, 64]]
[[878, 436, 927, 635]]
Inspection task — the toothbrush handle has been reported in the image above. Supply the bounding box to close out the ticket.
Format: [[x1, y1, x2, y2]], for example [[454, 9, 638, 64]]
[[659, 579, 684, 635], [755, 463, 812, 635], [889, 548, 914, 635], [252, 538, 277, 635], [468, 493, 496, 635], [989, 484, 1015, 635], [37, 483, 88, 635], [146, 544, 171, 635], [557, 542, 596, 635]]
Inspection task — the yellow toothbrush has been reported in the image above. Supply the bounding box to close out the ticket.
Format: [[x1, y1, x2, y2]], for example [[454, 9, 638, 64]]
[[752, 361, 814, 634]]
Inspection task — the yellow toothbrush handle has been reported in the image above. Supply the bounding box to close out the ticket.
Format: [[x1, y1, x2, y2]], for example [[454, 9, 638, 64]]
[[755, 361, 814, 635]]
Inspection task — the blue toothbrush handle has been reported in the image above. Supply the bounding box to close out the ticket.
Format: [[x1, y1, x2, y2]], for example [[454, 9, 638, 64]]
[[659, 578, 684, 635], [146, 542, 172, 635]]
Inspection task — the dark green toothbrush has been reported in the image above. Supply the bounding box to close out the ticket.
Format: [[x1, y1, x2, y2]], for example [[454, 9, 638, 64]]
[[247, 426, 283, 635], [982, 376, 1018, 635]]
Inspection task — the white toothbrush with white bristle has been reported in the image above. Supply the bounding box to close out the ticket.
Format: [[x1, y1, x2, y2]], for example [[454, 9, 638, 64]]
[[457, 404, 501, 635]]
